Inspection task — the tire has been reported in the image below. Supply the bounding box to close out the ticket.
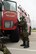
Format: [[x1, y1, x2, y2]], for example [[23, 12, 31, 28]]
[[10, 28, 19, 42]]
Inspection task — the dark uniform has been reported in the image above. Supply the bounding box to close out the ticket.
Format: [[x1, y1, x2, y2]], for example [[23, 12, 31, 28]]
[[18, 16, 29, 48], [0, 40, 11, 54]]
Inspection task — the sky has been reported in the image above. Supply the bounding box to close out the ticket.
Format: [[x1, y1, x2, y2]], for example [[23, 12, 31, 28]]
[[10, 0, 36, 28], [2, 0, 36, 28]]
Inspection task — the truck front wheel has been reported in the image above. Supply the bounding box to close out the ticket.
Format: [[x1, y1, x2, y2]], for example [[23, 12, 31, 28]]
[[10, 29, 19, 42]]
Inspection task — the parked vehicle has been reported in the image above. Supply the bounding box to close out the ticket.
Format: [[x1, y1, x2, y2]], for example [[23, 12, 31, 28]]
[[0, 0, 19, 42]]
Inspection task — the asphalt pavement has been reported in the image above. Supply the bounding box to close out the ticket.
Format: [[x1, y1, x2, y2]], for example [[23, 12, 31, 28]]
[[0, 32, 36, 54]]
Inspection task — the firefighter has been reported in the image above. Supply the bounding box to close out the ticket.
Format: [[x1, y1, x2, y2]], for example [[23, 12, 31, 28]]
[[0, 40, 11, 54], [18, 16, 29, 48], [20, 16, 29, 48], [18, 6, 29, 48]]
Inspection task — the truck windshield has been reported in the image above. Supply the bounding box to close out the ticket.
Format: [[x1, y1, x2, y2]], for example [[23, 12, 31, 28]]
[[3, 1, 17, 11]]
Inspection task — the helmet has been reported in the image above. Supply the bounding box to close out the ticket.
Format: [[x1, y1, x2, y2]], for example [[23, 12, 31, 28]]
[[20, 16, 25, 20]]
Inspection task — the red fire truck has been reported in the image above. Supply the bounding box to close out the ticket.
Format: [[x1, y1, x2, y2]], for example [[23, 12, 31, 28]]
[[0, 0, 19, 42]]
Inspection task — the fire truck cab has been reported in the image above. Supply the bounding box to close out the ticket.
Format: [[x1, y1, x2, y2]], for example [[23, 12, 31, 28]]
[[0, 0, 19, 42]]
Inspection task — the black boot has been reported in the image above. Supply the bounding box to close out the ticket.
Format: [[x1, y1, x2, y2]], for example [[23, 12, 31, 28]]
[[24, 40, 29, 48], [24, 46, 29, 48]]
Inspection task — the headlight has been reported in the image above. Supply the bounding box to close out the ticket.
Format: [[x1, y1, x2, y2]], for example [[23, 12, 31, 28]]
[[5, 21, 11, 28], [4, 21, 14, 28]]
